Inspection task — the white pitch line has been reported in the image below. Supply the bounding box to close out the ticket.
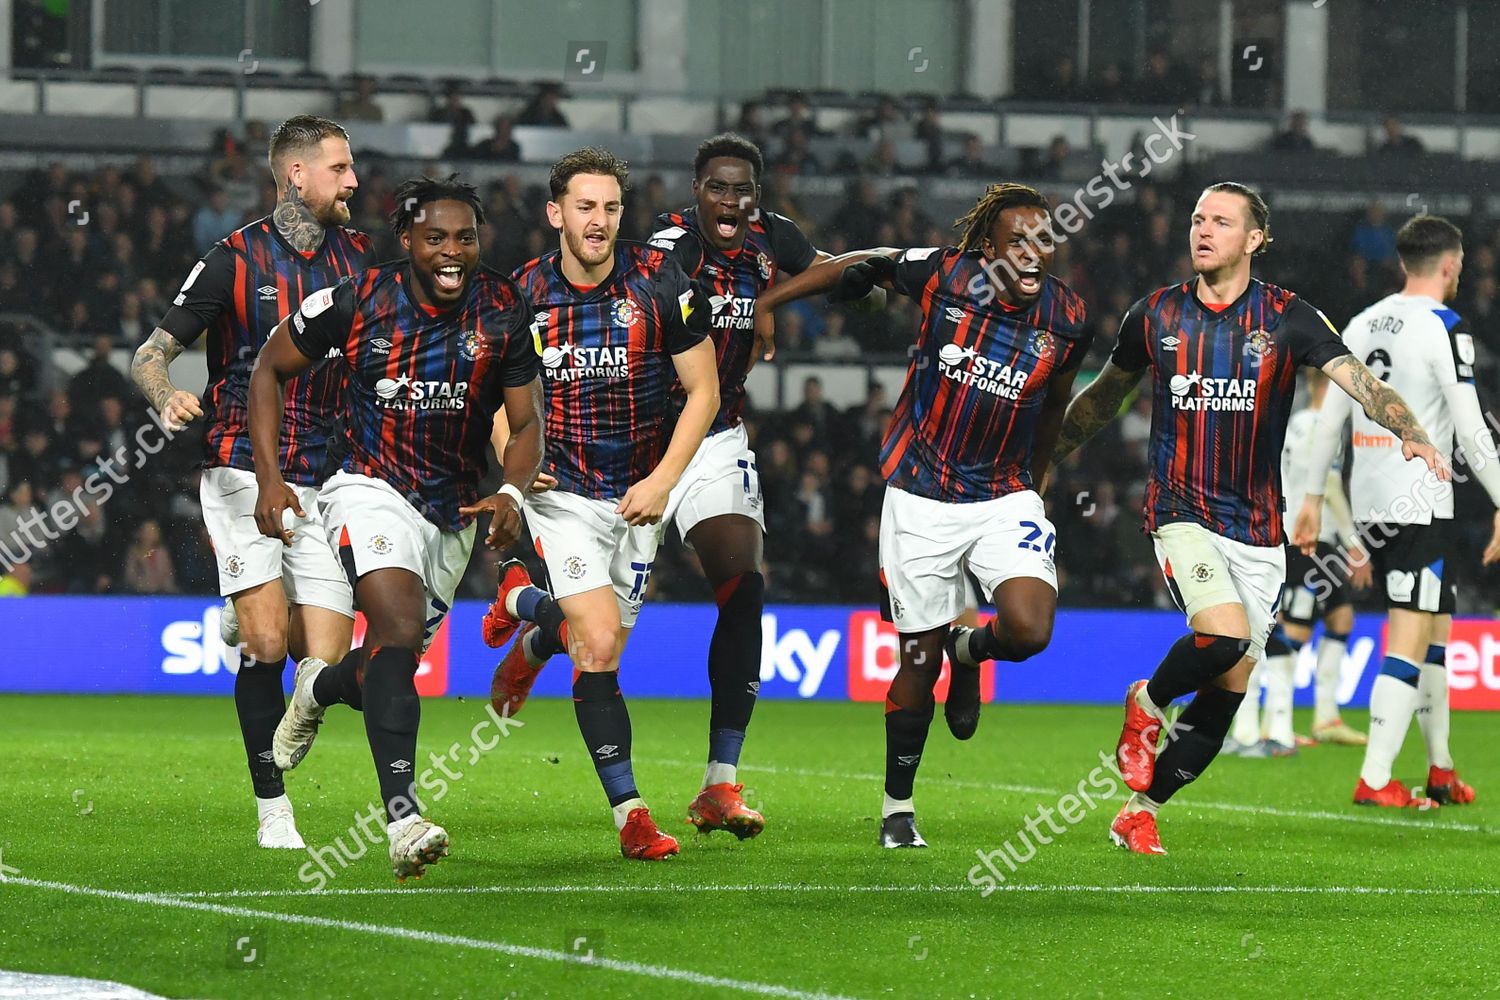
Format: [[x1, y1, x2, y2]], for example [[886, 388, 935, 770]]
[[635, 757, 1497, 835], [5, 876, 860, 1000], [147, 881, 1500, 901]]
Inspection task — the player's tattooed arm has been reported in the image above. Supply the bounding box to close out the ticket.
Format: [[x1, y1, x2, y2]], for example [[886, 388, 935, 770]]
[[1051, 361, 1145, 469], [131, 328, 202, 430], [1323, 353, 1450, 480], [273, 181, 326, 254]]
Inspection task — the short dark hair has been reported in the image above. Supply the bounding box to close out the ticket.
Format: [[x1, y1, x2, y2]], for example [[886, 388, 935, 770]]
[[549, 147, 629, 200], [1202, 181, 1273, 255], [267, 115, 349, 183], [694, 132, 764, 182], [389, 173, 484, 236], [953, 182, 1051, 252], [1396, 214, 1463, 272]]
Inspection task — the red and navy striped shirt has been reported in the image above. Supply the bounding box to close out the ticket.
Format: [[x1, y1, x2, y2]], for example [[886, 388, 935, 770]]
[[159, 217, 372, 485], [511, 241, 708, 500], [287, 263, 538, 531], [1110, 279, 1350, 547], [649, 207, 817, 433], [879, 247, 1091, 502]]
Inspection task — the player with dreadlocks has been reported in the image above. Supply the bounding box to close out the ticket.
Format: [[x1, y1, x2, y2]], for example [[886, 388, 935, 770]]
[[756, 182, 1092, 847], [250, 173, 544, 880]]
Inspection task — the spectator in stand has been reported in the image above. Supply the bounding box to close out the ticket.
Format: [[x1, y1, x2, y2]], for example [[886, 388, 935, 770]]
[[207, 143, 258, 218], [913, 97, 945, 172], [1351, 200, 1398, 268], [336, 74, 385, 122], [791, 376, 839, 448], [123, 519, 177, 594], [773, 92, 824, 141], [70, 336, 129, 401], [1190, 56, 1222, 106], [858, 95, 911, 142], [734, 100, 770, 147], [1134, 50, 1184, 105], [1036, 134, 1071, 179], [1271, 111, 1317, 152], [812, 310, 861, 359], [517, 82, 570, 127], [115, 292, 146, 344], [0, 562, 31, 596], [0, 350, 23, 399], [770, 126, 822, 176], [1043, 56, 1083, 102], [430, 80, 478, 157], [1089, 61, 1128, 103], [56, 496, 116, 593], [465, 114, 521, 162], [829, 178, 882, 248], [863, 138, 905, 176], [1377, 115, 1425, 154], [191, 187, 239, 256], [945, 134, 989, 178]]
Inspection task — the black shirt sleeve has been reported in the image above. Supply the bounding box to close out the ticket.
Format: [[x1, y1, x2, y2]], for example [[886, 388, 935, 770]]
[[654, 257, 711, 355], [499, 288, 540, 387], [287, 276, 357, 361], [1447, 316, 1477, 385], [157, 242, 238, 346], [764, 211, 818, 275], [1284, 297, 1351, 369], [889, 246, 946, 300], [1057, 325, 1096, 375], [647, 219, 707, 278], [1108, 299, 1152, 372]]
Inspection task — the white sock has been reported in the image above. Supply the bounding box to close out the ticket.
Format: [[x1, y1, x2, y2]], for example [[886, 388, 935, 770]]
[[1417, 652, 1453, 770], [256, 793, 292, 823], [1125, 792, 1160, 816], [504, 588, 523, 617], [882, 793, 914, 818], [703, 761, 737, 788], [1263, 653, 1295, 746], [1136, 681, 1167, 720], [1230, 659, 1264, 746], [1314, 636, 1346, 726], [1360, 666, 1421, 788], [611, 796, 647, 830], [522, 628, 549, 667]]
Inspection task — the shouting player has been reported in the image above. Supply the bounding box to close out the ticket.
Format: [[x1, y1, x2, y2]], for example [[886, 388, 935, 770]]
[[1051, 182, 1444, 855], [641, 133, 827, 838], [251, 175, 543, 880], [130, 115, 368, 849], [1295, 214, 1500, 808], [758, 183, 1092, 847], [484, 147, 718, 860]]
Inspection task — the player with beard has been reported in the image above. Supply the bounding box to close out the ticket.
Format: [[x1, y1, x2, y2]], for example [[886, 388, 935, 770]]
[[482, 147, 718, 860], [130, 115, 369, 850], [751, 183, 1092, 847], [250, 174, 543, 880], [1051, 182, 1445, 854]]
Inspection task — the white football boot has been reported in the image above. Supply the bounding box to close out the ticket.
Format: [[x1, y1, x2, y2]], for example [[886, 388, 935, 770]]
[[273, 657, 329, 771], [256, 802, 306, 849], [389, 816, 450, 881]]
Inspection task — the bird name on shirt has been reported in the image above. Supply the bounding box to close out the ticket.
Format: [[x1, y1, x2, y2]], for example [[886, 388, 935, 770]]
[[1168, 373, 1258, 411]]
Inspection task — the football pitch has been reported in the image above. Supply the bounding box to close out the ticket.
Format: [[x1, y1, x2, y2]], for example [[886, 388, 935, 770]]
[[4, 693, 1500, 999]]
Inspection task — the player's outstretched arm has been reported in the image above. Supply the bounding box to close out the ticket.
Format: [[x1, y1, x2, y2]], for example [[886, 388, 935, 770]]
[[131, 328, 202, 431], [248, 318, 316, 545], [618, 339, 719, 527], [1323, 353, 1449, 479], [1049, 361, 1144, 477], [750, 248, 899, 364]]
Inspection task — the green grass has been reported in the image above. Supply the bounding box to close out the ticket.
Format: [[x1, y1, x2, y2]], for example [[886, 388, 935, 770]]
[[3, 694, 1500, 999]]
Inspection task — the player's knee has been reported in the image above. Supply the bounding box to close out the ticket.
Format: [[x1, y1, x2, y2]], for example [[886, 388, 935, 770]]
[[1193, 632, 1248, 675], [237, 626, 287, 664], [1326, 605, 1354, 634], [997, 616, 1053, 661], [572, 625, 619, 672], [367, 617, 424, 652]]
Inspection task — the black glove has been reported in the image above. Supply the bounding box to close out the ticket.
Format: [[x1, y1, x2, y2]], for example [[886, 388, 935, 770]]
[[829, 255, 896, 303]]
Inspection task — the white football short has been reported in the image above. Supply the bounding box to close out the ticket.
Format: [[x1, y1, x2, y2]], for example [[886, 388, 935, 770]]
[[317, 471, 475, 650], [199, 465, 353, 616], [661, 423, 765, 544], [878, 485, 1057, 634], [526, 489, 661, 628], [1152, 520, 1285, 662]]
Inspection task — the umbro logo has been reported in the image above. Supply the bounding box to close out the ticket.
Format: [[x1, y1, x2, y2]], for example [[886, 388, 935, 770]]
[[390, 759, 412, 773], [943, 306, 966, 324], [257, 750, 275, 762], [747, 680, 760, 695], [257, 285, 277, 300], [371, 338, 392, 354], [1175, 769, 1195, 781], [1161, 336, 1180, 350], [897, 754, 921, 766], [594, 744, 620, 758]]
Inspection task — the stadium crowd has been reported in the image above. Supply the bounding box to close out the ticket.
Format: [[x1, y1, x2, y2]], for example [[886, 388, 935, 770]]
[[6, 103, 1500, 609]]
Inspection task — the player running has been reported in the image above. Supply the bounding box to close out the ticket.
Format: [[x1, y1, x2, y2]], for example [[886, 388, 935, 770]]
[[1295, 214, 1500, 809], [482, 147, 719, 860], [758, 182, 1093, 847], [130, 115, 368, 849], [1226, 368, 1370, 758], [1051, 182, 1445, 855], [250, 175, 543, 880]]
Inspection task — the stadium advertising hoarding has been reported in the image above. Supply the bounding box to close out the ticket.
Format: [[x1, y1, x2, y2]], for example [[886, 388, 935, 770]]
[[4, 597, 1499, 710]]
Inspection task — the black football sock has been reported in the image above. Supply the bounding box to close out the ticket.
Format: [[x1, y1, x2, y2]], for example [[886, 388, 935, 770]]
[[1145, 632, 1246, 709], [235, 655, 288, 799], [574, 671, 639, 807], [527, 595, 570, 660], [361, 646, 422, 824], [313, 647, 366, 711], [883, 695, 935, 811], [1144, 685, 1245, 805], [707, 572, 764, 770]]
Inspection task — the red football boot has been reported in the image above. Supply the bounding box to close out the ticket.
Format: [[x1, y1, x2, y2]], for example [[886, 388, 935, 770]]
[[620, 807, 680, 860], [481, 558, 533, 649], [1353, 777, 1438, 809], [687, 783, 765, 840], [1116, 680, 1166, 792], [1109, 806, 1166, 855], [489, 623, 543, 718], [1425, 766, 1476, 805]]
